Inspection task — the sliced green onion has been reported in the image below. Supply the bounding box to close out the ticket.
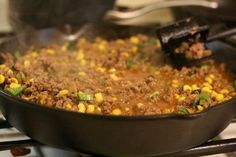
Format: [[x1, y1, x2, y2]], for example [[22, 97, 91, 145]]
[[178, 107, 189, 114], [192, 101, 198, 106], [200, 64, 209, 70], [199, 99, 206, 106], [138, 44, 144, 51], [147, 66, 157, 74], [146, 37, 156, 44], [16, 72, 26, 84], [14, 51, 21, 60], [7, 85, 26, 96], [126, 60, 134, 68], [77, 92, 93, 101], [187, 69, 196, 76], [67, 42, 77, 51], [199, 93, 210, 100], [233, 80, 236, 88]]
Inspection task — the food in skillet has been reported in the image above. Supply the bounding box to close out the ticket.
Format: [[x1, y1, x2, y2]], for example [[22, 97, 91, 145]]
[[0, 35, 235, 116]]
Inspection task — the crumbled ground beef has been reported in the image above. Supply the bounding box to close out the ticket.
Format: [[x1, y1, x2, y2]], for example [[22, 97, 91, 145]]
[[175, 42, 212, 59], [0, 35, 235, 116]]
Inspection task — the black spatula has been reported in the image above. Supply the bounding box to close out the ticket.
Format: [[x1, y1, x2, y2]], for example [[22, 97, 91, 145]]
[[157, 18, 236, 68]]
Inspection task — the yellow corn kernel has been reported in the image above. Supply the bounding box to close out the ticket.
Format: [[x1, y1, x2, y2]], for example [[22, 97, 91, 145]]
[[78, 103, 86, 113], [9, 83, 20, 88], [201, 86, 212, 93], [24, 60, 30, 67], [209, 74, 214, 79], [220, 89, 229, 94], [31, 52, 38, 57], [76, 51, 84, 61], [110, 74, 120, 81], [0, 75, 5, 84], [183, 85, 192, 92], [79, 38, 87, 44], [40, 95, 46, 104], [197, 105, 204, 111], [10, 78, 18, 84], [156, 39, 161, 48], [87, 105, 95, 113], [95, 93, 103, 103], [95, 107, 102, 113], [171, 79, 179, 87], [172, 79, 179, 84], [29, 78, 34, 83], [47, 49, 55, 55], [58, 89, 69, 96], [131, 46, 138, 53], [0, 64, 6, 69], [178, 96, 186, 101], [203, 82, 213, 89], [116, 39, 124, 44], [66, 103, 72, 109], [109, 68, 116, 73], [112, 97, 117, 101], [112, 108, 122, 115], [61, 43, 68, 51], [7, 69, 13, 75], [211, 91, 218, 97], [80, 59, 86, 66], [96, 67, 106, 73], [191, 84, 199, 91], [130, 36, 139, 45], [215, 94, 224, 102], [121, 52, 129, 58], [98, 44, 106, 51], [205, 76, 213, 84], [78, 71, 86, 76]]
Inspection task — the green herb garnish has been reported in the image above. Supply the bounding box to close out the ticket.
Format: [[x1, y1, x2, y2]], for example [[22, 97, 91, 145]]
[[7, 85, 26, 96], [14, 51, 21, 60], [126, 60, 134, 68], [200, 64, 209, 70], [192, 101, 198, 106], [199, 93, 210, 100], [146, 37, 156, 44], [78, 92, 93, 101], [233, 80, 236, 88], [67, 42, 77, 51], [138, 44, 144, 51], [178, 107, 189, 114], [187, 69, 196, 76]]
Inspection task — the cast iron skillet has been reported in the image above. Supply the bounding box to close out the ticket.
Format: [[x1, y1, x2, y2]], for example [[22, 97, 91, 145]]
[[0, 24, 236, 157]]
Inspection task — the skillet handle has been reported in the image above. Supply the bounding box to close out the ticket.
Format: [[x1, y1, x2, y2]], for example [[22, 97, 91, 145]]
[[105, 0, 218, 20]]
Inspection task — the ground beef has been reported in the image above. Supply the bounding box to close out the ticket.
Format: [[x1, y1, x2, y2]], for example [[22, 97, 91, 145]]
[[0, 34, 235, 116]]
